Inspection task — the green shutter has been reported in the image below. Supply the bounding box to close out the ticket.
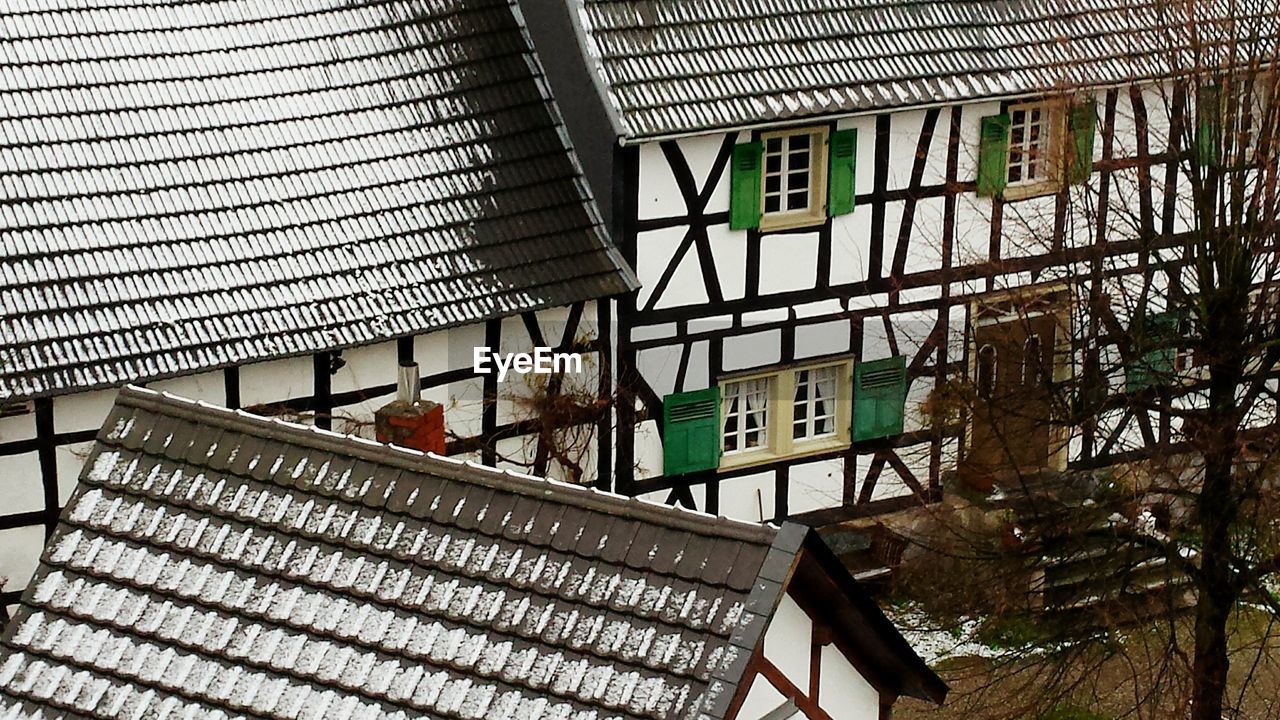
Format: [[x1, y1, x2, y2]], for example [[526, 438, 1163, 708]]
[[853, 356, 908, 441], [977, 114, 1011, 198], [730, 142, 763, 230], [1197, 84, 1222, 168], [827, 128, 858, 216], [663, 388, 721, 475], [1068, 101, 1097, 183], [1126, 312, 1180, 392]]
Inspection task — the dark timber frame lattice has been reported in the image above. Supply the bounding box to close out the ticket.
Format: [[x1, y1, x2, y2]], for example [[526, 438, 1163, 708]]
[[614, 84, 1223, 523], [0, 302, 613, 609]]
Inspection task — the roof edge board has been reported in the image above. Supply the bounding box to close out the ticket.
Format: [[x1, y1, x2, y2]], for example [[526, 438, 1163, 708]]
[[564, 0, 632, 142], [794, 530, 949, 705]]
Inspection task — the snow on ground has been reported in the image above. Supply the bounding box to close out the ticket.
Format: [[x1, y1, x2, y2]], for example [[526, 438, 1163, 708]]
[[884, 604, 1010, 663]]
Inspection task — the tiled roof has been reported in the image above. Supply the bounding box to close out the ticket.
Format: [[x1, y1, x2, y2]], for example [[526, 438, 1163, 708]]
[[0, 386, 837, 719], [0, 0, 637, 401], [573, 0, 1280, 140]]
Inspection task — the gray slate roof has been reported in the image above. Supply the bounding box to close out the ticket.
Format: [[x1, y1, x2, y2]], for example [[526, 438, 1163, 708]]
[[0, 386, 947, 719], [0, 0, 637, 401], [574, 0, 1280, 140]]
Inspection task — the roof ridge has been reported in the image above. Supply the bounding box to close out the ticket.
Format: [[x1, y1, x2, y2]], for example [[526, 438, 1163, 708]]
[[113, 385, 777, 544]]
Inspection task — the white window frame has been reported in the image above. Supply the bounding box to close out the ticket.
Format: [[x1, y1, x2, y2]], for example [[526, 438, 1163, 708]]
[[721, 375, 773, 458], [759, 126, 829, 231], [1004, 100, 1065, 199], [718, 359, 852, 471], [1238, 75, 1270, 163]]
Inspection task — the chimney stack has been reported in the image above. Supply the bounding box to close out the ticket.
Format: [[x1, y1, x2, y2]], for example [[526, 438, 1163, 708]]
[[397, 361, 421, 404], [375, 361, 446, 455]]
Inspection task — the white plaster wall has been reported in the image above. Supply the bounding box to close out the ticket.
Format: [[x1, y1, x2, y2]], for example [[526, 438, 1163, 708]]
[[718, 471, 777, 524], [788, 459, 845, 515], [708, 224, 749, 300], [149, 370, 226, 407], [633, 419, 665, 481], [760, 233, 820, 295], [723, 330, 783, 372], [240, 356, 314, 409], [869, 462, 914, 502], [631, 323, 679, 344], [331, 341, 399, 397], [829, 203, 873, 287], [763, 593, 812, 692], [51, 389, 116, 434], [682, 341, 711, 391], [412, 330, 450, 375], [0, 525, 44, 601], [861, 315, 896, 362], [736, 675, 791, 720], [494, 315, 536, 428], [0, 411, 36, 444], [837, 114, 877, 197], [637, 142, 685, 222], [1002, 194, 1058, 259], [795, 320, 852, 360], [636, 482, 707, 512], [903, 376, 935, 435], [818, 644, 880, 720], [635, 226, 705, 310], [54, 442, 93, 506], [446, 323, 489, 439], [636, 345, 683, 399], [902, 196, 947, 275], [886, 109, 928, 192], [0, 452, 42, 515], [682, 133, 737, 211]]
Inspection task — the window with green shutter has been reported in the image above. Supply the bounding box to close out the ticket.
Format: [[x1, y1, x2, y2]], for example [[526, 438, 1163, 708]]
[[1197, 84, 1222, 168], [853, 356, 909, 441], [827, 128, 857, 216], [730, 142, 763, 230], [1126, 312, 1181, 392], [662, 388, 721, 475], [1068, 101, 1097, 183], [977, 114, 1011, 197]]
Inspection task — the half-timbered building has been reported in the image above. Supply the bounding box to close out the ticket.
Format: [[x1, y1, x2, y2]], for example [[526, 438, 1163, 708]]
[[0, 0, 636, 612], [520, 1, 1276, 523]]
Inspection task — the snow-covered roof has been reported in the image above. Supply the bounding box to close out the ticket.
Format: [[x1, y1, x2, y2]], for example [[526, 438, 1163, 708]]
[[0, 0, 637, 401], [0, 386, 816, 719], [573, 0, 1280, 141]]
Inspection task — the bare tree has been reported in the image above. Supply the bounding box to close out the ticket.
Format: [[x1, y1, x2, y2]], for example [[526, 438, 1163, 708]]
[[893, 3, 1280, 719]]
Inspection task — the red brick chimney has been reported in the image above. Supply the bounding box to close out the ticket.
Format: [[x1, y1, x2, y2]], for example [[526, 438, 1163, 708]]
[[375, 362, 445, 455]]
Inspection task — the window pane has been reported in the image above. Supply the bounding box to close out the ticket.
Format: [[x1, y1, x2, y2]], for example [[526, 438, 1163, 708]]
[[723, 377, 772, 455], [978, 345, 997, 399], [766, 137, 783, 153], [793, 366, 840, 442]]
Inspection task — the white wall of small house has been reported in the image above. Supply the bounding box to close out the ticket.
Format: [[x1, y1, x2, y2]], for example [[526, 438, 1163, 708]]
[[625, 80, 1204, 518], [0, 302, 606, 614], [733, 591, 881, 720]]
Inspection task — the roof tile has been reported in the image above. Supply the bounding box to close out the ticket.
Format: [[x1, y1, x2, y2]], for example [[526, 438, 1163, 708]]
[[576, 0, 1278, 140], [0, 0, 636, 401], [0, 387, 824, 719]]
